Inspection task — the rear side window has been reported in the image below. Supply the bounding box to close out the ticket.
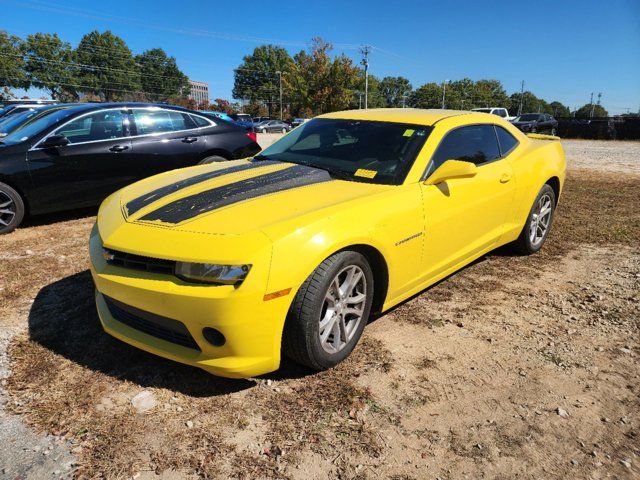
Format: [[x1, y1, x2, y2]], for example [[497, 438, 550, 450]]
[[430, 124, 500, 170], [495, 126, 518, 156], [55, 110, 126, 144], [190, 115, 212, 128], [132, 110, 195, 135]]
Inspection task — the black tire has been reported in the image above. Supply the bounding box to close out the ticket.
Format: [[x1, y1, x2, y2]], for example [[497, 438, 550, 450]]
[[512, 184, 556, 255], [282, 251, 374, 370], [0, 181, 25, 235], [198, 155, 228, 164], [531, 126, 538, 133]]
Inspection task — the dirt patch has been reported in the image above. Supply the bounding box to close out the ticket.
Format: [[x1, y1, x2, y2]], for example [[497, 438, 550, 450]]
[[562, 139, 640, 174], [1, 167, 639, 479]]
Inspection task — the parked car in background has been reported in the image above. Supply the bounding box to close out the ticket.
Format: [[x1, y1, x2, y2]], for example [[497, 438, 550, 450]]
[[291, 118, 308, 128], [0, 99, 58, 106], [471, 107, 514, 120], [0, 103, 51, 120], [254, 120, 292, 133], [252, 116, 271, 123], [0, 104, 71, 138], [0, 103, 261, 233], [512, 113, 558, 135]]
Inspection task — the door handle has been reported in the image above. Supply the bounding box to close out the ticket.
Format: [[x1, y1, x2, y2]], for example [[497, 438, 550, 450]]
[[182, 137, 198, 144], [500, 172, 512, 183], [109, 145, 129, 153]]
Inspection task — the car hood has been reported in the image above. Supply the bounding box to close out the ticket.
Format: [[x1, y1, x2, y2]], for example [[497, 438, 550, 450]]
[[117, 159, 390, 235]]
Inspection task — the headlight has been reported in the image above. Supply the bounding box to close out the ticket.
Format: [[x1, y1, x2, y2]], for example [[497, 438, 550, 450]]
[[174, 262, 251, 285]]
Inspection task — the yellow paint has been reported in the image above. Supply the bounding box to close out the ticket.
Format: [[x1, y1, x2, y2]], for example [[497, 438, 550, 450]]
[[354, 168, 377, 179], [90, 108, 566, 378]]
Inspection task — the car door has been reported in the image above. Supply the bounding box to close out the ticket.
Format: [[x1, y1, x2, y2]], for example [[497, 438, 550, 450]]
[[127, 108, 205, 177], [418, 123, 517, 282], [26, 108, 134, 209]]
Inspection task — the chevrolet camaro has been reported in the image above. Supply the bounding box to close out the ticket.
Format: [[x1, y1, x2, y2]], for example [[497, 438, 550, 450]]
[[89, 109, 565, 378]]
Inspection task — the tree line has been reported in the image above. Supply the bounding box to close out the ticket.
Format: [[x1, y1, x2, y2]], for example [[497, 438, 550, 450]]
[[0, 30, 191, 103], [233, 38, 609, 118], [1, 30, 610, 119]]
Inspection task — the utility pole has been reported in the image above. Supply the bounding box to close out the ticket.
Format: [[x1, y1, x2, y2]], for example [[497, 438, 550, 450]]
[[401, 93, 407, 108], [518, 80, 525, 116], [441, 80, 448, 109], [360, 45, 371, 109], [357, 92, 363, 109], [589, 92, 595, 117], [276, 71, 283, 120]]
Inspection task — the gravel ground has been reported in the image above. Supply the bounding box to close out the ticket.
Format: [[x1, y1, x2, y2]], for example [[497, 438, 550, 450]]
[[562, 139, 640, 174]]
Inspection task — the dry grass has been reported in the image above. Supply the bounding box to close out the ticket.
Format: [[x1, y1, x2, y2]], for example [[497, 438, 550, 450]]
[[2, 169, 639, 478]]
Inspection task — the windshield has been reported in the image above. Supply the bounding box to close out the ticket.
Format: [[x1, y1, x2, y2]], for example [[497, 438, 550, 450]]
[[515, 114, 540, 122], [0, 107, 77, 146], [257, 118, 432, 185], [473, 108, 492, 113]]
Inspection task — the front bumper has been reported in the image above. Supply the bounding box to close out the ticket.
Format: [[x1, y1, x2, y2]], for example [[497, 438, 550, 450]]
[[89, 227, 292, 378]]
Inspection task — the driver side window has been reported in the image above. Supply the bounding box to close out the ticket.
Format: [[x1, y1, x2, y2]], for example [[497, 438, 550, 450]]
[[428, 124, 500, 174]]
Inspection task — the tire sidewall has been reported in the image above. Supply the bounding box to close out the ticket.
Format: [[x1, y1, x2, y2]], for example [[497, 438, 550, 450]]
[[522, 184, 556, 253], [304, 251, 374, 369], [0, 182, 25, 234]]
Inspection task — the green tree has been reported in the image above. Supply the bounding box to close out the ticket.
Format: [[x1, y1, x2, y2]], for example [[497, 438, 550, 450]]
[[75, 30, 140, 101], [409, 83, 442, 108], [23, 33, 78, 101], [472, 79, 509, 109], [233, 45, 294, 116], [379, 76, 412, 107], [575, 103, 608, 118], [136, 48, 190, 102], [548, 101, 570, 117], [0, 31, 28, 91], [509, 91, 547, 116], [289, 38, 360, 115]]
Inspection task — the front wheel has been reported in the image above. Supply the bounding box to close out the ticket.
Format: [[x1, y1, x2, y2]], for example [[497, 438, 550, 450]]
[[0, 182, 25, 235], [512, 184, 556, 254], [283, 251, 374, 370]]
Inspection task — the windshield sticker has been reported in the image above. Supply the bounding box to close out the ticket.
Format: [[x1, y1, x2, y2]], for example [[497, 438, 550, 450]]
[[403, 129, 415, 137], [354, 169, 377, 179]]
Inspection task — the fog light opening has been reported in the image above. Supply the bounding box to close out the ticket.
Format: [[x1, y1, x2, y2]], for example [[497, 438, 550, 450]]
[[202, 327, 226, 347]]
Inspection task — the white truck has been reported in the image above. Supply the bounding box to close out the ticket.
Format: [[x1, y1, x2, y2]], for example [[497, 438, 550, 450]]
[[471, 107, 515, 121]]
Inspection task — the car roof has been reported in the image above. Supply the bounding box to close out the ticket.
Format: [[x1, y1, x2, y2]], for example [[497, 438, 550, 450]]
[[317, 108, 471, 126]]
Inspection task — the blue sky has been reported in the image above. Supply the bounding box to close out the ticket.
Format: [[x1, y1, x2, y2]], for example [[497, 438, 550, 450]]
[[3, 0, 639, 114]]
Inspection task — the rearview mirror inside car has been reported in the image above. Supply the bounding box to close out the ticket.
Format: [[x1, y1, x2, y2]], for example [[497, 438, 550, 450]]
[[41, 134, 69, 149], [424, 160, 478, 185]]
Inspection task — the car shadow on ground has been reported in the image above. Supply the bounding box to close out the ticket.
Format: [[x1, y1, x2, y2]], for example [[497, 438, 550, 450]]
[[27, 270, 261, 397], [21, 206, 98, 228]]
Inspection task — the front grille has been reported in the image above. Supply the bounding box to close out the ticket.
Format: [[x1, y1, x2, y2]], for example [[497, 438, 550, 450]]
[[104, 296, 201, 351], [104, 248, 175, 275]]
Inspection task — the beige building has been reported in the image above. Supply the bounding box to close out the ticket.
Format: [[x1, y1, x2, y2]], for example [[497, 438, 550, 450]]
[[188, 80, 209, 106]]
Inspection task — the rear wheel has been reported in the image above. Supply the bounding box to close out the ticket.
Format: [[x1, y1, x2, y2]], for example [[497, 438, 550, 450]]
[[283, 251, 374, 370], [0, 182, 25, 235], [512, 184, 556, 254]]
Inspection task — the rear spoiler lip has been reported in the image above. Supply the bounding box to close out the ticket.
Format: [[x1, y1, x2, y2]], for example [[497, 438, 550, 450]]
[[526, 133, 560, 141]]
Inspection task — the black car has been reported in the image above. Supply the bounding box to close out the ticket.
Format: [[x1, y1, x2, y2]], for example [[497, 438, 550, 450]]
[[0, 104, 70, 138], [0, 103, 261, 234], [511, 113, 558, 135]]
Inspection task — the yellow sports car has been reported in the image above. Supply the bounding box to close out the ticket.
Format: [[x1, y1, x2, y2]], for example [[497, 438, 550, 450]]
[[90, 109, 565, 378]]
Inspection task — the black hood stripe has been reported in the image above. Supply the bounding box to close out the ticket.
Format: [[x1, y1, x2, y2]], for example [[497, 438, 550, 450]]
[[125, 160, 282, 216], [139, 164, 333, 224]]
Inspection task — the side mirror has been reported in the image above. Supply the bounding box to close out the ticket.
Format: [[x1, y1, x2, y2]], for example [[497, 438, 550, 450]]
[[41, 134, 69, 149], [424, 160, 478, 185]]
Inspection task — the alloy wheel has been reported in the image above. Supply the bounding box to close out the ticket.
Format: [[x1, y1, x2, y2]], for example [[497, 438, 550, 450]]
[[0, 190, 16, 228], [319, 265, 367, 354], [529, 193, 553, 246]]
